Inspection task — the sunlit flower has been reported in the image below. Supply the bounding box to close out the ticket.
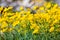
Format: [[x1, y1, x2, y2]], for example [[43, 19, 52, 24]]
[[8, 6, 13, 10], [39, 6, 44, 10], [46, 2, 51, 8], [20, 6, 24, 11], [12, 21, 19, 27], [33, 28, 39, 34], [49, 27, 54, 32], [1, 21, 8, 29], [33, 6, 38, 10], [1, 28, 8, 32], [30, 23, 37, 29]]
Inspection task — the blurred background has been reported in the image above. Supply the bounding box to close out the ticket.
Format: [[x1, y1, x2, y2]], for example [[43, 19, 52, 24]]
[[0, 0, 60, 11]]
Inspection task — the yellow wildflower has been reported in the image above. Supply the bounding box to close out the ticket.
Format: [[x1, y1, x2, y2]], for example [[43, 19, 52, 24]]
[[8, 6, 13, 10], [49, 27, 54, 32], [8, 28, 13, 31], [20, 15, 26, 21], [22, 24, 27, 28], [12, 21, 19, 27], [0, 6, 3, 13], [53, 19, 58, 24], [1, 21, 8, 29], [1, 28, 8, 32], [20, 6, 24, 11], [28, 14, 33, 21], [33, 6, 38, 10], [53, 4, 58, 8], [39, 6, 44, 10], [27, 8, 31, 11], [3, 8, 8, 12], [33, 29, 39, 34], [30, 23, 37, 29], [27, 11, 31, 14], [45, 2, 51, 8]]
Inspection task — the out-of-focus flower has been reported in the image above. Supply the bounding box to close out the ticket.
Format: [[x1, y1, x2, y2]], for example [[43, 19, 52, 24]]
[[49, 27, 54, 32], [20, 6, 24, 11], [1, 21, 8, 29], [12, 21, 19, 27], [33, 28, 39, 34]]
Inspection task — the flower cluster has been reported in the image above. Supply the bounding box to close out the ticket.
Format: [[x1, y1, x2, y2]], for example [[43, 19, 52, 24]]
[[0, 2, 60, 40]]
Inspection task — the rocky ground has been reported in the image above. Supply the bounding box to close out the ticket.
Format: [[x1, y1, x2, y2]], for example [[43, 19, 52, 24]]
[[0, 0, 60, 11]]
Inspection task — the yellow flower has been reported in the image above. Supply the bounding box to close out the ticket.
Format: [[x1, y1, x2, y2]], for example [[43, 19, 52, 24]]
[[1, 28, 8, 32], [3, 13, 8, 17], [51, 7, 57, 13], [22, 24, 27, 28], [0, 17, 2, 22], [44, 14, 50, 21], [49, 27, 54, 32], [27, 8, 31, 11], [8, 6, 13, 10], [20, 15, 26, 21], [33, 6, 38, 10], [45, 2, 51, 8], [12, 21, 19, 27], [7, 12, 14, 16], [43, 2, 47, 6], [3, 8, 8, 12], [53, 19, 58, 24], [27, 11, 31, 14], [33, 29, 39, 34], [8, 28, 13, 31], [39, 6, 44, 10], [20, 11, 25, 14], [34, 13, 40, 19], [36, 26, 40, 29], [30, 23, 37, 29], [0, 6, 4, 13], [1, 21, 8, 29], [20, 6, 24, 11], [53, 4, 58, 8], [58, 15, 60, 20], [28, 14, 33, 21]]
